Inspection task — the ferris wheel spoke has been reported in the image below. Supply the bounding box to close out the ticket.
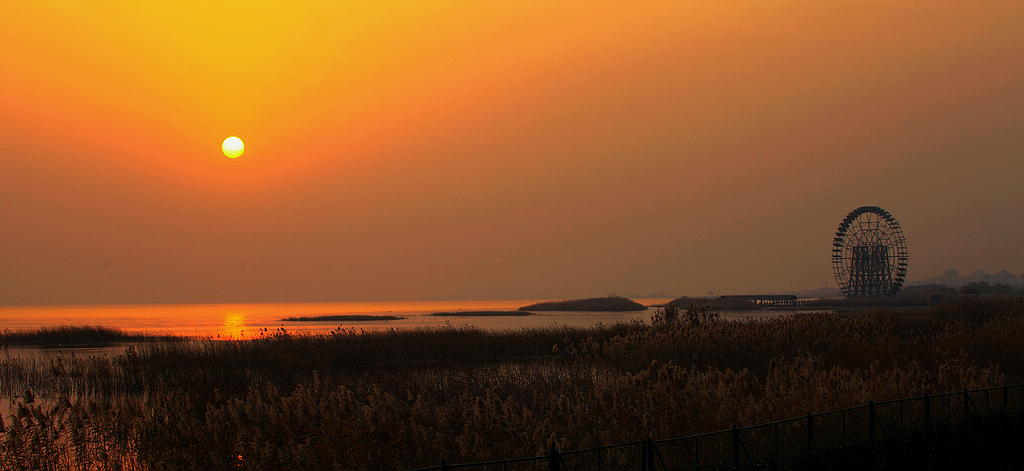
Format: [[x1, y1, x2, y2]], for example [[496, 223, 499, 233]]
[[831, 206, 908, 297]]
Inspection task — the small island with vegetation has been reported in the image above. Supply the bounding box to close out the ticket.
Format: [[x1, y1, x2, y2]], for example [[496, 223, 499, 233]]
[[282, 314, 404, 322], [518, 295, 647, 312], [429, 310, 534, 317]]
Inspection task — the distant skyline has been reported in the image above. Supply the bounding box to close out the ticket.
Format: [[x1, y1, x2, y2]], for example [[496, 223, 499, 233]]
[[2, 1, 1023, 305], [907, 268, 1022, 289]]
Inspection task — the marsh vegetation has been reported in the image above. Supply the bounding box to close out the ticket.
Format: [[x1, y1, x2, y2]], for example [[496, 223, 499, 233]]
[[0, 298, 1022, 469], [0, 325, 165, 348]]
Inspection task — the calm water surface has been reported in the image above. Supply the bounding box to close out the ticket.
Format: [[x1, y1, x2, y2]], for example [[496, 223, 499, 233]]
[[0, 299, 683, 339], [0, 298, 812, 341]]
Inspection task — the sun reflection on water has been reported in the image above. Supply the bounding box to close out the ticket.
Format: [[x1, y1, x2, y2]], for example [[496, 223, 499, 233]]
[[222, 312, 247, 339]]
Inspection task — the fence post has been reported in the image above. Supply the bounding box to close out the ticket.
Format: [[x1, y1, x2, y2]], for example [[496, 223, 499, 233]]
[[732, 425, 740, 469], [807, 412, 814, 447], [441, 461, 449, 471], [641, 439, 650, 471], [1004, 385, 1009, 411], [963, 389, 970, 416], [548, 443, 560, 471], [640, 440, 646, 471], [842, 409, 847, 437], [924, 393, 930, 422], [694, 435, 700, 468], [774, 423, 779, 460], [868, 401, 875, 437], [645, 438, 662, 470]]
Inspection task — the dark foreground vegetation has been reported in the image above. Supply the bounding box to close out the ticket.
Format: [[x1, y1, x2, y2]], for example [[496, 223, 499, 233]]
[[0, 325, 159, 347], [519, 295, 647, 311], [1, 299, 1023, 469], [787, 408, 1024, 471]]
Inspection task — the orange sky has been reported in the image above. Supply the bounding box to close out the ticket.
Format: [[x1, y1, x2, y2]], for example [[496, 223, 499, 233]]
[[1, 0, 1023, 304]]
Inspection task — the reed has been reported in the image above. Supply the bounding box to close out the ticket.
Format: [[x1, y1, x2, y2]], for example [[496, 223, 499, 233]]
[[0, 298, 1021, 469], [0, 325, 157, 347]]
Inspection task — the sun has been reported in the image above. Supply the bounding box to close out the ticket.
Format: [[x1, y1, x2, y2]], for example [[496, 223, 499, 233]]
[[222, 136, 244, 158]]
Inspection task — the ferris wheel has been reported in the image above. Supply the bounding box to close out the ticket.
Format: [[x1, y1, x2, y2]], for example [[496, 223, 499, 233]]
[[832, 206, 908, 298]]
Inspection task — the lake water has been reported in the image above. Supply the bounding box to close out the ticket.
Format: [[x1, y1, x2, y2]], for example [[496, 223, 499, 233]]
[[0, 298, 810, 340], [0, 299, 665, 338]]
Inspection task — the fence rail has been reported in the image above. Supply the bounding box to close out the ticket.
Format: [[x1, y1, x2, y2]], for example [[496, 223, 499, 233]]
[[410, 384, 1024, 471]]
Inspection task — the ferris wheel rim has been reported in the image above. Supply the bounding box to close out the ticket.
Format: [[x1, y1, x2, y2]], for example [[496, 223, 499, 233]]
[[831, 206, 908, 297]]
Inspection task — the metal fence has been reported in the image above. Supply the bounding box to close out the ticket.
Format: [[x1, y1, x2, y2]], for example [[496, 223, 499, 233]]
[[410, 384, 1024, 471]]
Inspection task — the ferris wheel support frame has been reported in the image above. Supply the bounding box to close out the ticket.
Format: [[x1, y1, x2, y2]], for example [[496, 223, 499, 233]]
[[831, 206, 908, 298]]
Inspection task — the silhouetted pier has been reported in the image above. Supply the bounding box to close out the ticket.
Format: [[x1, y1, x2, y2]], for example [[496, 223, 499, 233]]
[[717, 295, 916, 309], [718, 295, 800, 307]]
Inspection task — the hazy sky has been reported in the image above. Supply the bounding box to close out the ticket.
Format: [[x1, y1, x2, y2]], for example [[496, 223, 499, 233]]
[[2, 1, 1022, 305]]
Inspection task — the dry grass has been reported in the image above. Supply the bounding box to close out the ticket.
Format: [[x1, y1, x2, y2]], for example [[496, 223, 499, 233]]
[[0, 326, 155, 348], [0, 298, 1022, 469]]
